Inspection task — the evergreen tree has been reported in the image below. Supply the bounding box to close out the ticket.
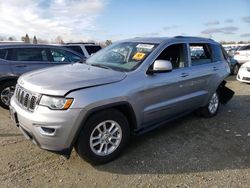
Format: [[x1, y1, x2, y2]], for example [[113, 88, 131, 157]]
[[33, 36, 38, 44]]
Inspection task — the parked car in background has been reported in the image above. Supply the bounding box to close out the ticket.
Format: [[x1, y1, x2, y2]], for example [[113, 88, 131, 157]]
[[10, 36, 234, 164], [227, 46, 240, 57], [228, 58, 240, 75], [234, 45, 250, 64], [62, 43, 102, 58], [0, 44, 85, 109], [220, 47, 240, 75], [237, 61, 250, 83]]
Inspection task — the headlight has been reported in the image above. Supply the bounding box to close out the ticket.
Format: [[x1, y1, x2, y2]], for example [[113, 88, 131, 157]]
[[39, 95, 73, 110]]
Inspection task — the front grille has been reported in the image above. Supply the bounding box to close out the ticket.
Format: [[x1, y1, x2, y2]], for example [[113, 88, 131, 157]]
[[243, 77, 250, 81], [15, 85, 39, 112]]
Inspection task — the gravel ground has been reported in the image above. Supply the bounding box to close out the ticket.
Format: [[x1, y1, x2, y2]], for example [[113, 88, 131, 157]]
[[0, 76, 250, 188]]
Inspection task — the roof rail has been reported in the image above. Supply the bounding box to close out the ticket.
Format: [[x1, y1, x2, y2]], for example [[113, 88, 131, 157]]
[[174, 35, 214, 41], [66, 42, 96, 45]]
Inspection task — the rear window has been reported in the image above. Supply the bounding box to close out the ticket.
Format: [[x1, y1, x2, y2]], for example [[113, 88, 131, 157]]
[[85, 45, 102, 55], [63, 46, 84, 55], [14, 48, 48, 61], [0, 49, 8, 60], [238, 45, 250, 51], [189, 43, 212, 66]]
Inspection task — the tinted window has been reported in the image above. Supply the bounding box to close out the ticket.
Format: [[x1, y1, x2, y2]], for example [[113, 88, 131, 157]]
[[63, 46, 84, 55], [85, 45, 102, 55], [156, 43, 187, 69], [189, 43, 212, 66], [210, 44, 224, 62], [50, 49, 82, 63], [15, 48, 48, 61], [238, 45, 250, 51], [0, 49, 8, 60]]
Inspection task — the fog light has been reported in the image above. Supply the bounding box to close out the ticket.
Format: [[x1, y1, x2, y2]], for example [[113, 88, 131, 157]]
[[38, 127, 56, 136], [41, 127, 55, 134]]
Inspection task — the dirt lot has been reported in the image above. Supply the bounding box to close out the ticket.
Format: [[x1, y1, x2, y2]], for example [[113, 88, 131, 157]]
[[0, 76, 250, 188]]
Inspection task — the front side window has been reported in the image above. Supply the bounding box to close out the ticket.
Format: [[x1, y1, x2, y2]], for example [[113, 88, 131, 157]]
[[156, 43, 187, 69], [189, 43, 212, 66], [15, 48, 48, 61], [86, 42, 158, 71], [50, 49, 82, 63]]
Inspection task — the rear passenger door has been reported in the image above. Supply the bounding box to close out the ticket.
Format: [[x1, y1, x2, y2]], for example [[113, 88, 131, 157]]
[[143, 43, 200, 124], [10, 48, 52, 76], [187, 43, 220, 104]]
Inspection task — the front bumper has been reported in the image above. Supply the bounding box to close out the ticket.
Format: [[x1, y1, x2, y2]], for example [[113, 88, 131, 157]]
[[10, 96, 83, 152], [237, 69, 250, 83]]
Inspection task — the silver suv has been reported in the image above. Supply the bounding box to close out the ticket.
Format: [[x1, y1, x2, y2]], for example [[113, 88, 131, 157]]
[[10, 36, 234, 164]]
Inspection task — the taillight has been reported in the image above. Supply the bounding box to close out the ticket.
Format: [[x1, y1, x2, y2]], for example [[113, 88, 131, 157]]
[[235, 51, 240, 55]]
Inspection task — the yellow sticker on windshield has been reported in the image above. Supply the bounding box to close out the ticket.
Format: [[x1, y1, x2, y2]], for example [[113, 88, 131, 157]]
[[132, 52, 146, 61]]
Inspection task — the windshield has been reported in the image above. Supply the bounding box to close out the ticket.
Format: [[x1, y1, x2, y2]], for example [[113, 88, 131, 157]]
[[86, 42, 158, 71]]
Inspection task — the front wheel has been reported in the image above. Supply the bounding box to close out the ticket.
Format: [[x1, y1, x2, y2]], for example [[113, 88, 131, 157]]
[[199, 92, 220, 118], [0, 81, 16, 109], [75, 109, 130, 165]]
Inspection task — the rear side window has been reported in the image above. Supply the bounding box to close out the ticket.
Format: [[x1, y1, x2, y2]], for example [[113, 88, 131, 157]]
[[85, 45, 102, 55], [189, 43, 212, 66], [221, 46, 229, 60], [14, 48, 48, 61], [210, 44, 224, 62], [50, 49, 82, 63], [63, 46, 84, 55], [0, 49, 8, 60]]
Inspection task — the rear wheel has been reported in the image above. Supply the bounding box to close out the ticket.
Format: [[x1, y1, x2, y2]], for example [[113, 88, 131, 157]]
[[0, 81, 16, 109], [199, 92, 220, 118], [75, 109, 130, 165]]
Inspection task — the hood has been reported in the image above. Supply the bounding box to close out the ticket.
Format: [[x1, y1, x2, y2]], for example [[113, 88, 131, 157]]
[[18, 63, 127, 96], [243, 61, 250, 67]]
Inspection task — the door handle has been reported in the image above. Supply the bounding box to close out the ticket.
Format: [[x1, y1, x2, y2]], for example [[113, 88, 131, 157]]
[[15, 65, 27, 68], [181, 73, 189, 77], [213, 67, 219, 71]]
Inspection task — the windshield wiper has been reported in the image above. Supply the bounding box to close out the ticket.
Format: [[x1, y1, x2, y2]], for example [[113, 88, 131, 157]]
[[91, 63, 112, 70], [77, 59, 87, 64]]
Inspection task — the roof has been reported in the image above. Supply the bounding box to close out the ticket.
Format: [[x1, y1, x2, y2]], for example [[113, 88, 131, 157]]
[[0, 43, 69, 48], [119, 36, 216, 44]]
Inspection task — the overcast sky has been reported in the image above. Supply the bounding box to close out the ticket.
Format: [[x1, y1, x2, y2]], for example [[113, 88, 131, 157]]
[[0, 0, 249, 42]]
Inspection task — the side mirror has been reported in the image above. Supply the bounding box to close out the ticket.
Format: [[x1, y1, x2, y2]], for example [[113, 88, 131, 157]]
[[147, 60, 172, 74]]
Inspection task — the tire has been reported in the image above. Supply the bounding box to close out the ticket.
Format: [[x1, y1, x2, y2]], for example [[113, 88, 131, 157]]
[[0, 81, 16, 109], [232, 64, 240, 75], [199, 91, 220, 118], [75, 109, 130, 165]]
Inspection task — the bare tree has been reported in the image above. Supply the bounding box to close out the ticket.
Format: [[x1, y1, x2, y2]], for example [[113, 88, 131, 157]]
[[54, 36, 65, 44], [21, 34, 30, 43], [105, 40, 112, 46]]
